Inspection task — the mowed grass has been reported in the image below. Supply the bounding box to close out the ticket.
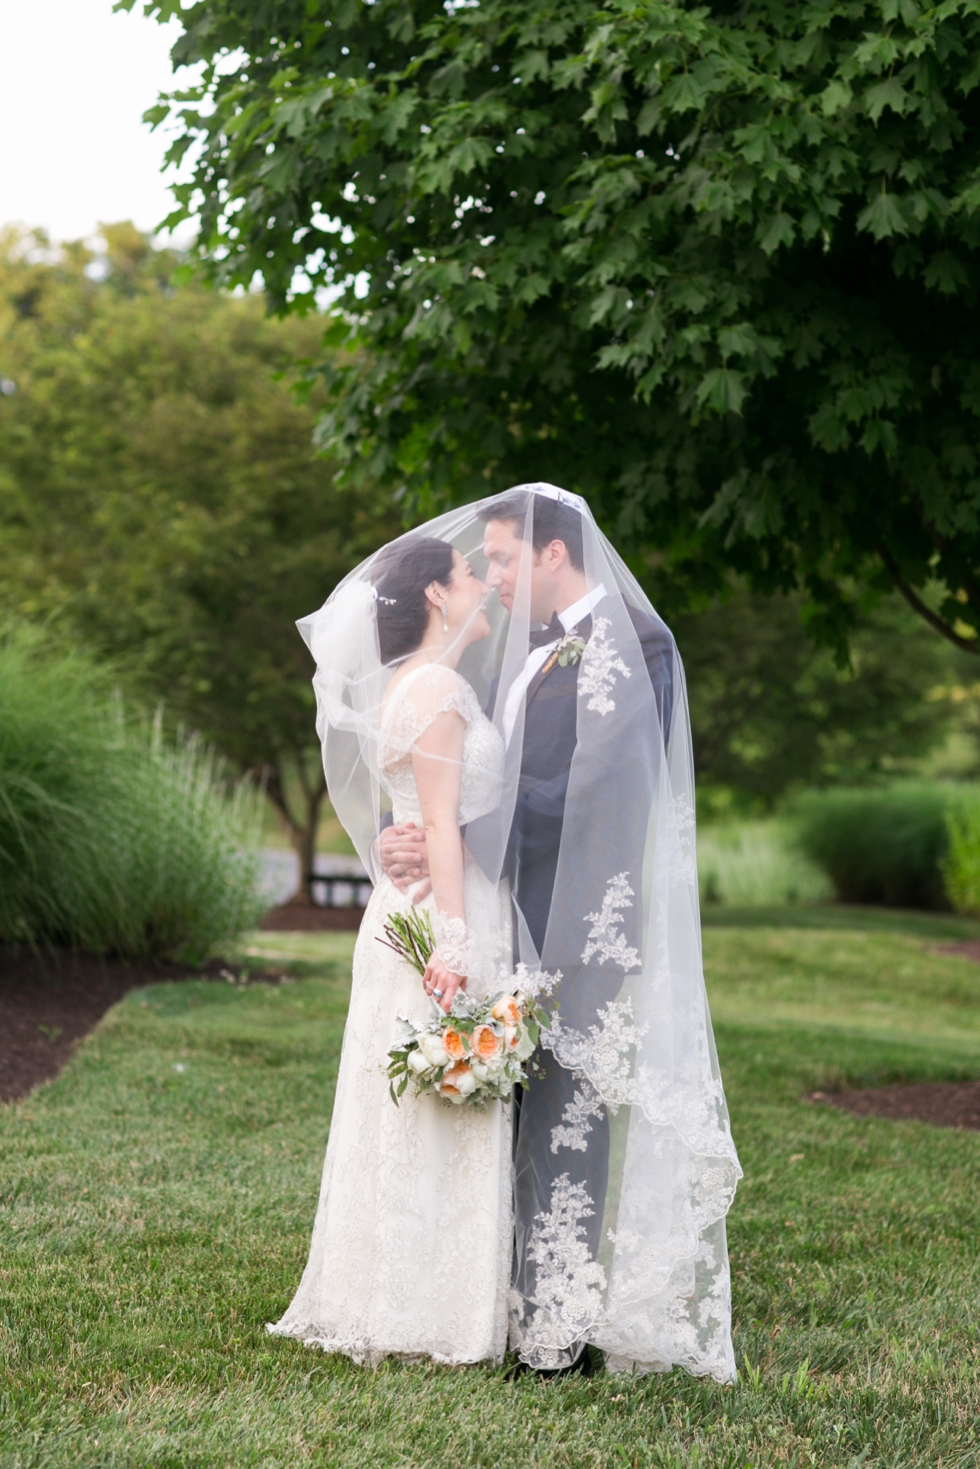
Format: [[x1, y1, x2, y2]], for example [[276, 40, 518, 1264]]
[[4, 915, 980, 1467]]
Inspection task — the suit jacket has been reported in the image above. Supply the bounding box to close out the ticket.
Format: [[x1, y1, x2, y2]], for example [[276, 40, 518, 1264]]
[[485, 598, 675, 956]]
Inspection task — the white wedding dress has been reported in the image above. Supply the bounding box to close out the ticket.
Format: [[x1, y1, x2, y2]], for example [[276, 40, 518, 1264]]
[[269, 665, 513, 1366]]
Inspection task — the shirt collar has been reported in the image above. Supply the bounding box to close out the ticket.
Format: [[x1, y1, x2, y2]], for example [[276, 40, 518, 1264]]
[[558, 583, 607, 633]]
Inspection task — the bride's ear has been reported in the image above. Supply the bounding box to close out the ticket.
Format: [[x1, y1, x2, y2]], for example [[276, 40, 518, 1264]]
[[423, 582, 444, 612]]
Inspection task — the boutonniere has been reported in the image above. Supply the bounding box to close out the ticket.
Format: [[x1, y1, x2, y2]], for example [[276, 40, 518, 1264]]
[[555, 631, 587, 666], [542, 631, 588, 676]]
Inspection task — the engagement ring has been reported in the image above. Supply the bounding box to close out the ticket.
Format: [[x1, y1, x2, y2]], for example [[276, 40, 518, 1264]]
[[432, 988, 443, 998]]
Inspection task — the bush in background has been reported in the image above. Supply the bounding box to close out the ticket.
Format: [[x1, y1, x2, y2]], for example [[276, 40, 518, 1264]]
[[0, 626, 263, 962], [944, 795, 980, 915], [697, 821, 833, 908], [793, 784, 968, 910]]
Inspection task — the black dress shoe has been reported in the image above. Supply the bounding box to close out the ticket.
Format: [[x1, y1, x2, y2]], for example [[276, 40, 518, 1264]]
[[506, 1347, 596, 1382]]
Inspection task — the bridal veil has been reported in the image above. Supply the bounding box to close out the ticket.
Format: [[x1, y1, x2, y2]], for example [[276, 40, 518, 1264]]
[[299, 485, 741, 1382]]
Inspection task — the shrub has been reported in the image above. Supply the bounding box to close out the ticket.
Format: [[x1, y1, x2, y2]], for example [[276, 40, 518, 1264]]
[[944, 794, 980, 915], [697, 821, 833, 907], [793, 783, 967, 910], [0, 626, 264, 961]]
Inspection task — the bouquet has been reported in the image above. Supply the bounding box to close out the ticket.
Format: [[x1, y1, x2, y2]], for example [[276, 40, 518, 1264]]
[[378, 908, 548, 1107]]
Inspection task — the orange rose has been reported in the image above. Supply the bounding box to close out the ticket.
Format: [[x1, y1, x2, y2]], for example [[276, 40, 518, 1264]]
[[491, 995, 521, 1028], [440, 1062, 477, 1098], [443, 1028, 468, 1060], [472, 1023, 502, 1059]]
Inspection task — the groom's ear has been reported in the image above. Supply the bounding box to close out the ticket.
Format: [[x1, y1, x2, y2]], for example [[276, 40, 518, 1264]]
[[540, 538, 568, 574]]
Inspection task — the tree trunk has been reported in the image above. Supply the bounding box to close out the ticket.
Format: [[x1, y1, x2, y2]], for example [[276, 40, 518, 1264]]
[[264, 753, 327, 906]]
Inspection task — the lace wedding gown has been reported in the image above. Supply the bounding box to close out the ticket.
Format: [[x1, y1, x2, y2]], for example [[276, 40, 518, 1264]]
[[269, 666, 513, 1366]]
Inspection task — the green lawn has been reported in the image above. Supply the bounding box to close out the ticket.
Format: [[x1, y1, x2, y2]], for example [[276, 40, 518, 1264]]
[[3, 913, 980, 1467]]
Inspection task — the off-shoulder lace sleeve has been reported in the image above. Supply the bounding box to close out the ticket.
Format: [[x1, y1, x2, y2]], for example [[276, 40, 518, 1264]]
[[382, 666, 481, 766]]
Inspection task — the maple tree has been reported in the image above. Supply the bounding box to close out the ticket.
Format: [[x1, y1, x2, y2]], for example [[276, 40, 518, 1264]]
[[131, 0, 980, 652]]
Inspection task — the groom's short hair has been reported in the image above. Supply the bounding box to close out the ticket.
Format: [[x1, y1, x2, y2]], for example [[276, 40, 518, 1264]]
[[477, 490, 585, 571]]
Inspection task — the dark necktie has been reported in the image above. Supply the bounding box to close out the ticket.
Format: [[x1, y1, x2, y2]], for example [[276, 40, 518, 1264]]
[[528, 612, 563, 650]]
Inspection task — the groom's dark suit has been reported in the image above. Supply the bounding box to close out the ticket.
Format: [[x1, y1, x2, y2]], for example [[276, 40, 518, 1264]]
[[493, 600, 673, 955], [486, 595, 675, 1364]]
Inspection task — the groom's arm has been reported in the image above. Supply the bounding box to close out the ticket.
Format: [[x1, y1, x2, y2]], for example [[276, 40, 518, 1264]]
[[628, 604, 675, 743]]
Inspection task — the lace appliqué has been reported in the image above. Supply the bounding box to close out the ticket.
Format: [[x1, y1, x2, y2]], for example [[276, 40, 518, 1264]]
[[582, 872, 641, 972], [578, 617, 631, 716], [513, 1176, 607, 1359], [550, 1079, 605, 1154], [510, 961, 563, 1002], [545, 997, 648, 1111], [669, 793, 697, 891], [436, 913, 475, 977]]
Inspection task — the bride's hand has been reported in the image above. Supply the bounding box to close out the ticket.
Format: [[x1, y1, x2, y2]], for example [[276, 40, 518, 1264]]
[[422, 953, 466, 1014]]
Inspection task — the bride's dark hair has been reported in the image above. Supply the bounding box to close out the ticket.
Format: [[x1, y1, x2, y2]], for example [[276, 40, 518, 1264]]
[[372, 536, 456, 665]]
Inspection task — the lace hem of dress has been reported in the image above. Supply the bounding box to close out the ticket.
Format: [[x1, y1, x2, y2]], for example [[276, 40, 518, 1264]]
[[266, 1320, 506, 1369]]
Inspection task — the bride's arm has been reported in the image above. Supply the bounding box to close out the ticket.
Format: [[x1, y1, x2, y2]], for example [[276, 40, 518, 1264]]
[[411, 707, 469, 1013]]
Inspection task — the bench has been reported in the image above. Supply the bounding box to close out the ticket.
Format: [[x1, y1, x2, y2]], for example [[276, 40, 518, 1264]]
[[306, 872, 373, 908]]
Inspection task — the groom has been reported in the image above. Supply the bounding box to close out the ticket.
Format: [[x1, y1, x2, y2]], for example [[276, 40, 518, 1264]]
[[381, 486, 674, 1374]]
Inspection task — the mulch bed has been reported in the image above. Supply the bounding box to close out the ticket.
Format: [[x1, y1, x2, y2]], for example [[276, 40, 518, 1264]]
[[1, 904, 362, 1104], [811, 1081, 980, 1131], [0, 944, 272, 1105], [938, 940, 980, 963], [260, 902, 365, 933]]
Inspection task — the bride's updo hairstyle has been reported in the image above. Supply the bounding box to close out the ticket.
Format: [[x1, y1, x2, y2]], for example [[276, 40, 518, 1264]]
[[372, 536, 455, 665]]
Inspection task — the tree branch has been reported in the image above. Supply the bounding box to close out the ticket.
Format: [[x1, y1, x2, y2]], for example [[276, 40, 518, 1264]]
[[910, 497, 980, 614], [876, 542, 980, 654]]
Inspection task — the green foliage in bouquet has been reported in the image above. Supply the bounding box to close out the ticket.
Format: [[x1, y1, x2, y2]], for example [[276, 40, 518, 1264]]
[[376, 907, 437, 979]]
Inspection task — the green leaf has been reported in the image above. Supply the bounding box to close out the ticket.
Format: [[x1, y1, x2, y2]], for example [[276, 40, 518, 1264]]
[[864, 78, 909, 124], [924, 251, 968, 295], [819, 80, 852, 117], [856, 191, 910, 240], [757, 213, 796, 256], [142, 103, 170, 129], [695, 369, 749, 416]]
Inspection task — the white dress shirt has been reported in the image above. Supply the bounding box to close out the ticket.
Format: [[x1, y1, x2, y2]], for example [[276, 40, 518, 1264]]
[[501, 584, 607, 746]]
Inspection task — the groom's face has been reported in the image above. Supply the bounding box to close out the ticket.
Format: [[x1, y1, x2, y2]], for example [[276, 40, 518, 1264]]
[[482, 518, 552, 622]]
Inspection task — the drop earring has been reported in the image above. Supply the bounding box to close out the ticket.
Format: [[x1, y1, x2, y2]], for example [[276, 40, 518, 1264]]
[[441, 602, 449, 632]]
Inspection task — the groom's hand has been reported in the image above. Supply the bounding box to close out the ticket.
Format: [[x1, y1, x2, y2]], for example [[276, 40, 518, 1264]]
[[379, 821, 432, 900]]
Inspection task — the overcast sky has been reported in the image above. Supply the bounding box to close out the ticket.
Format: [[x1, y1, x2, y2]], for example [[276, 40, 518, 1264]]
[[0, 0, 193, 245]]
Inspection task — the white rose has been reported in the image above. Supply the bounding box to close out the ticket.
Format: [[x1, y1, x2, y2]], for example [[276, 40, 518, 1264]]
[[408, 1049, 432, 1075], [513, 1028, 536, 1062], [419, 1032, 450, 1068], [455, 1069, 478, 1096], [469, 1060, 489, 1082]]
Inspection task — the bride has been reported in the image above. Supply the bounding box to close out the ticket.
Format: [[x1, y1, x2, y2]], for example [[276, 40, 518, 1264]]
[[269, 534, 514, 1366], [270, 486, 741, 1381]]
